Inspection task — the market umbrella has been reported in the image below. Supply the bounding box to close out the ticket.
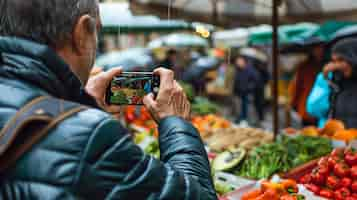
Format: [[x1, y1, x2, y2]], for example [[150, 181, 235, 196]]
[[95, 48, 155, 72], [329, 24, 357, 46], [248, 23, 319, 46], [148, 33, 209, 49], [213, 28, 249, 47], [280, 21, 356, 53]]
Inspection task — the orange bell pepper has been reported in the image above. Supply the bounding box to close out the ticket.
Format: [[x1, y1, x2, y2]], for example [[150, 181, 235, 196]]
[[241, 189, 262, 200]]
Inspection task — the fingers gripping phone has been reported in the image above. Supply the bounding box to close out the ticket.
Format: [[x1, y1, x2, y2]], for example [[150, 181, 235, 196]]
[[106, 72, 160, 105]]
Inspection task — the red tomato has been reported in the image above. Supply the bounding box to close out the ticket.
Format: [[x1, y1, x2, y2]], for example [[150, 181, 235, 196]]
[[311, 172, 326, 185], [334, 163, 351, 178], [304, 184, 320, 194], [318, 156, 329, 166], [351, 181, 357, 193], [332, 148, 345, 158], [351, 165, 357, 179], [339, 187, 351, 197], [346, 197, 357, 200], [352, 194, 357, 198], [319, 189, 334, 199], [328, 156, 340, 170], [340, 177, 352, 188], [345, 149, 357, 166], [318, 165, 330, 177], [327, 176, 340, 189], [299, 174, 311, 184], [335, 189, 350, 200]]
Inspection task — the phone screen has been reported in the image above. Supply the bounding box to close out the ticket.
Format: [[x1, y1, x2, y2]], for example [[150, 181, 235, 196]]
[[107, 73, 157, 105]]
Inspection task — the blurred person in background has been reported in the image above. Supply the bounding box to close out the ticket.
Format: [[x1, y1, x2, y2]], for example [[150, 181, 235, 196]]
[[233, 55, 260, 123], [0, 0, 217, 199], [289, 44, 325, 126], [251, 57, 270, 125], [159, 49, 185, 80], [323, 38, 357, 128]]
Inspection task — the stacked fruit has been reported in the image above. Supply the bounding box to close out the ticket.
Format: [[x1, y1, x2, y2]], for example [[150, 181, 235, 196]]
[[300, 148, 357, 200]]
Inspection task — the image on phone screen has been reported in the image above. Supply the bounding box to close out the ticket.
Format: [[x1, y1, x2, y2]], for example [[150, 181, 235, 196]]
[[108, 75, 153, 105]]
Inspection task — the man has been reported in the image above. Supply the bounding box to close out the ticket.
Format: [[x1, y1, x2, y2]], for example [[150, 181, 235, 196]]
[[233, 55, 260, 123], [0, 0, 217, 199], [323, 38, 357, 128]]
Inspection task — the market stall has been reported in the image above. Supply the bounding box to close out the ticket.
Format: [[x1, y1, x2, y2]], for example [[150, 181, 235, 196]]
[[113, 78, 357, 199]]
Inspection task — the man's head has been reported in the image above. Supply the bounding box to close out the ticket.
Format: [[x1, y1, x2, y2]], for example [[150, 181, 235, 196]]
[[235, 56, 246, 70], [0, 0, 101, 84], [167, 49, 177, 61]]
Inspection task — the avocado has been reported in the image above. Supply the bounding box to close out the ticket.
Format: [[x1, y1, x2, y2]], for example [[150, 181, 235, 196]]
[[212, 148, 246, 171]]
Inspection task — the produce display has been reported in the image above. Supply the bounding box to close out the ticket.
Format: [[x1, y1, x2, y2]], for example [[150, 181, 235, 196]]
[[191, 114, 231, 138], [134, 132, 160, 158], [211, 135, 332, 180], [122, 83, 338, 199], [241, 179, 305, 200], [205, 127, 274, 151], [237, 142, 291, 179], [191, 96, 221, 115], [285, 119, 357, 142], [124, 106, 158, 137], [299, 148, 357, 200]]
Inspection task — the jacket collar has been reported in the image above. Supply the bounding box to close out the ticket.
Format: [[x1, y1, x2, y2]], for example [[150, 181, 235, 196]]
[[0, 37, 97, 106]]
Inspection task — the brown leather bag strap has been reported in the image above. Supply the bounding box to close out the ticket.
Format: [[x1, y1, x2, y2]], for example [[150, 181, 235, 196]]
[[0, 96, 87, 173]]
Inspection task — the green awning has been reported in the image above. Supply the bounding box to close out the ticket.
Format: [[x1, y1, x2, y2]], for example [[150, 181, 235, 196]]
[[248, 23, 319, 46]]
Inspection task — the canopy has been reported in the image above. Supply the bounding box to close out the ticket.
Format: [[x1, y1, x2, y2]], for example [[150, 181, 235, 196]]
[[212, 23, 319, 47], [213, 28, 249, 47], [280, 21, 357, 53], [249, 23, 319, 46], [148, 33, 209, 48], [100, 3, 190, 34], [95, 48, 155, 72], [131, 0, 357, 27]]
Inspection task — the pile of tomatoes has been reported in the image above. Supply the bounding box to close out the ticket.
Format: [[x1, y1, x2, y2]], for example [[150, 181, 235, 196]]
[[300, 148, 357, 200]]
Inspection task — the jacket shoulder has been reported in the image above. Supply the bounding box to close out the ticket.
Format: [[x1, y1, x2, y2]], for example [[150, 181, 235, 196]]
[[5, 106, 122, 187]]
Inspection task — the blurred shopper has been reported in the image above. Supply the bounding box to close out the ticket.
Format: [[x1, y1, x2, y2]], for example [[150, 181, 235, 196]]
[[159, 49, 184, 79], [323, 38, 357, 128], [0, 0, 217, 199], [233, 55, 260, 123], [252, 58, 269, 123], [289, 45, 324, 126]]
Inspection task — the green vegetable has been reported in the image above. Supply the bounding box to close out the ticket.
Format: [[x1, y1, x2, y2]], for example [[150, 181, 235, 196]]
[[192, 96, 220, 115], [236, 143, 290, 179], [214, 181, 234, 196], [144, 140, 160, 159], [234, 135, 332, 179]]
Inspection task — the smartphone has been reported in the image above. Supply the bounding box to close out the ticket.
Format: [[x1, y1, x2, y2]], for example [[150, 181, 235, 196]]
[[106, 72, 160, 105]]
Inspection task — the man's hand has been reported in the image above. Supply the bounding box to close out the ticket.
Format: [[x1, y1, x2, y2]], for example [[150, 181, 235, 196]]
[[143, 68, 190, 122], [86, 67, 122, 117]]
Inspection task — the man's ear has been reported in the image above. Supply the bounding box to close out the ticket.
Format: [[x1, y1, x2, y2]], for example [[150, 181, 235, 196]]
[[72, 14, 95, 55]]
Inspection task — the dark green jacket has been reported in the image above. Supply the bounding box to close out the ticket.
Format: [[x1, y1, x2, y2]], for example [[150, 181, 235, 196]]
[[0, 37, 217, 200]]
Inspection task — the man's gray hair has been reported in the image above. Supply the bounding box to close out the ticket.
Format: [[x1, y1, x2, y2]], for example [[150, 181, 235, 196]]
[[0, 0, 98, 47]]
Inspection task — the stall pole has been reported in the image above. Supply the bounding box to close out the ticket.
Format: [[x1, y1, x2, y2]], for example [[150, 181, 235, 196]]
[[272, 0, 280, 139]]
